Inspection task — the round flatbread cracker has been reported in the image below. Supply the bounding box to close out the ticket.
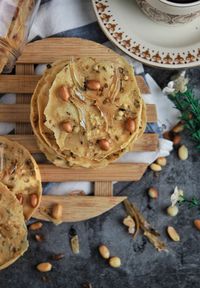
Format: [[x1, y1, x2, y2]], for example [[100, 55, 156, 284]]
[[0, 136, 42, 220], [44, 57, 143, 161], [0, 182, 28, 270], [31, 56, 146, 168]]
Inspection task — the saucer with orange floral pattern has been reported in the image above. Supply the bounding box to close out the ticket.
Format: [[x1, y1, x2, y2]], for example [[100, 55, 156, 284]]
[[92, 0, 200, 69]]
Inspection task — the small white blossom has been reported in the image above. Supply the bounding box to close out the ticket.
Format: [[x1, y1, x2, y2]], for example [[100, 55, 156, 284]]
[[170, 186, 184, 207], [163, 71, 188, 95], [162, 81, 175, 95]]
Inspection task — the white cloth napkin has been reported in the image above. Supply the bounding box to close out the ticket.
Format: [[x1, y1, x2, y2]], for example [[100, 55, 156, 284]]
[[0, 0, 179, 195]]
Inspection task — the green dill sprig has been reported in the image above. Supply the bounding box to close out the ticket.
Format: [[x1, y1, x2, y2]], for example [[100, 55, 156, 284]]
[[169, 90, 200, 149], [178, 195, 200, 209]]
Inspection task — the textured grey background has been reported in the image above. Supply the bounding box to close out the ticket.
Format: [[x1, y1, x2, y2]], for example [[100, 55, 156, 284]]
[[0, 67, 200, 288]]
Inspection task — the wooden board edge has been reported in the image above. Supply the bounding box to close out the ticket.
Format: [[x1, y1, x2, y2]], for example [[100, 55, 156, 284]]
[[33, 195, 127, 222]]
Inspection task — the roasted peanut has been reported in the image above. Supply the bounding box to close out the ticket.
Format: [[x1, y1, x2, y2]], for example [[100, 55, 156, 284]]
[[29, 222, 43, 231], [51, 203, 63, 220], [62, 121, 73, 133], [36, 262, 52, 272], [86, 80, 101, 90], [30, 193, 39, 208], [123, 75, 129, 81], [156, 157, 167, 167], [167, 226, 180, 242], [178, 145, 188, 160], [167, 205, 179, 217], [148, 187, 158, 199], [98, 245, 110, 259], [194, 219, 200, 230], [99, 139, 110, 151], [173, 134, 181, 145], [109, 256, 121, 268], [150, 163, 162, 172], [125, 118, 136, 133], [172, 122, 184, 133], [59, 86, 70, 101], [163, 131, 172, 140]]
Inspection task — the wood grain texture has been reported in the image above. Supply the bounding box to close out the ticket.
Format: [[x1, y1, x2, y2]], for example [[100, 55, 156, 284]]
[[33, 195, 127, 222], [15, 64, 34, 134], [15, 65, 34, 103], [5, 133, 158, 153], [0, 104, 157, 123], [136, 76, 150, 94], [39, 163, 148, 182], [146, 104, 157, 122], [17, 38, 120, 64], [0, 75, 149, 95], [0, 104, 30, 122], [94, 181, 113, 196], [131, 133, 159, 151], [0, 75, 39, 93]]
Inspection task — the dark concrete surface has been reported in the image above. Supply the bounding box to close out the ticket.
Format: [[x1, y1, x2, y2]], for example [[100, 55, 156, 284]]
[[0, 68, 200, 288]]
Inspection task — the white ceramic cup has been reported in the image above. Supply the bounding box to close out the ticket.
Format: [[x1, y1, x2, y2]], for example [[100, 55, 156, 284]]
[[135, 0, 200, 25]]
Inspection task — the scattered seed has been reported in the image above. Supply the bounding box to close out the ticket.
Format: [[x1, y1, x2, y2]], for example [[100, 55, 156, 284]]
[[52, 253, 65, 260], [148, 187, 158, 199], [98, 245, 110, 259], [150, 163, 162, 172], [167, 226, 180, 242], [29, 222, 43, 231], [167, 205, 179, 217], [178, 145, 188, 160], [172, 122, 184, 133], [109, 256, 121, 268], [36, 262, 52, 272], [156, 157, 167, 167], [194, 219, 200, 230]]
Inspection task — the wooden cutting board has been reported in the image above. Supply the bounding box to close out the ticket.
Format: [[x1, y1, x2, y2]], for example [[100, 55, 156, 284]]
[[0, 38, 158, 222]]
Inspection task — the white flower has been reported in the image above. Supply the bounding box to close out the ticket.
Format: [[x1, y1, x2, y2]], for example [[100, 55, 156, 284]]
[[170, 186, 184, 207], [162, 81, 175, 95], [163, 71, 188, 95]]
